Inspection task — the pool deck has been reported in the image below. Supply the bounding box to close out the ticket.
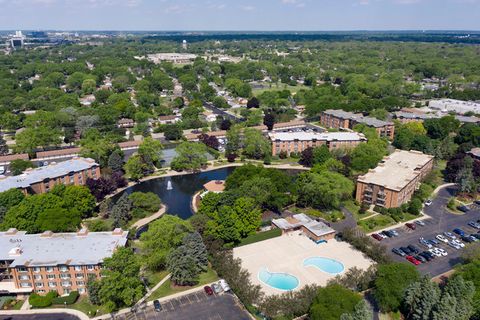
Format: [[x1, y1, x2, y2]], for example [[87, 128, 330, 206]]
[[233, 231, 373, 295]]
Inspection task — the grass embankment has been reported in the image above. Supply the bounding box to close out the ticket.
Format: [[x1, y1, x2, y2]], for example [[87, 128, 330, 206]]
[[237, 228, 282, 247], [343, 200, 375, 221], [148, 267, 218, 301], [357, 212, 419, 233], [66, 296, 108, 318], [290, 206, 345, 222]]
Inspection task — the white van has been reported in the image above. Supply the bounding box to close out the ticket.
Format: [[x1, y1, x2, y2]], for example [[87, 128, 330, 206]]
[[219, 279, 231, 292]]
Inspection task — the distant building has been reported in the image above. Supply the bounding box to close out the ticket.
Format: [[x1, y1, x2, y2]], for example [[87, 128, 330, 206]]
[[394, 110, 480, 124], [117, 118, 135, 128], [182, 39, 188, 50], [429, 99, 480, 115], [79, 94, 96, 107], [0, 157, 100, 194], [143, 53, 198, 64], [157, 115, 181, 125], [320, 109, 395, 140], [271, 213, 336, 242], [356, 150, 434, 208], [268, 131, 366, 156], [9, 31, 25, 49], [0, 228, 128, 296]]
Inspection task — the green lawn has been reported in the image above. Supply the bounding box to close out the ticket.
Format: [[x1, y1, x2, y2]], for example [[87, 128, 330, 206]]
[[290, 206, 345, 222], [65, 296, 108, 318], [237, 228, 282, 247], [252, 83, 308, 95], [148, 267, 218, 301], [342, 200, 375, 221], [13, 300, 24, 310], [144, 270, 170, 288], [357, 212, 421, 233]]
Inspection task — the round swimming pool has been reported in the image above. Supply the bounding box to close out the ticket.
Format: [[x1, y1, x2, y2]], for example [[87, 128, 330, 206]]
[[258, 268, 299, 291], [303, 257, 345, 274]]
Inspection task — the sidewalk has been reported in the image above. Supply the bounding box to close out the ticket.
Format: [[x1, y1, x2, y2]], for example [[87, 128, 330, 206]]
[[131, 206, 166, 230], [0, 308, 89, 320]]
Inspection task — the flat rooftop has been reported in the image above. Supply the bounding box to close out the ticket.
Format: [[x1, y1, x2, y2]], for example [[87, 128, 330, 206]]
[[0, 157, 98, 192], [0, 229, 128, 267], [429, 99, 480, 114], [357, 150, 434, 191], [323, 109, 393, 128], [268, 131, 366, 142]]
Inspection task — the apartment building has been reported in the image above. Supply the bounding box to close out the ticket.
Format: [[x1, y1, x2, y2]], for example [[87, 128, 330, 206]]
[[268, 131, 366, 156], [0, 157, 100, 194], [320, 109, 395, 140], [429, 99, 480, 115], [0, 228, 128, 296], [356, 150, 434, 208]]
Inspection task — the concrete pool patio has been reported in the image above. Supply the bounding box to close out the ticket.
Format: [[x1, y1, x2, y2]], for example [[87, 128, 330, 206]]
[[233, 231, 373, 295]]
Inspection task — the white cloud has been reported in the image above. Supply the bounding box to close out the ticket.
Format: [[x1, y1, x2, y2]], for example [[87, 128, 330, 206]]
[[240, 5, 255, 11]]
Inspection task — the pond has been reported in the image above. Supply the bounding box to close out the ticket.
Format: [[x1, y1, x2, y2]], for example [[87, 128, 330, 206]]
[[119, 167, 236, 221]]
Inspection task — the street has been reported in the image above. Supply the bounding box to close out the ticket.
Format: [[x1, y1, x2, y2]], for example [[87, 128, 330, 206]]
[[380, 186, 480, 276]]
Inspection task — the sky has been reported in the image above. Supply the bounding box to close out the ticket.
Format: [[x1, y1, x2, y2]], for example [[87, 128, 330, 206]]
[[0, 0, 479, 31]]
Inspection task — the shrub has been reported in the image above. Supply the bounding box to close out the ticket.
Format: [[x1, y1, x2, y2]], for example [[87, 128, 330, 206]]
[[29, 291, 58, 308], [52, 291, 79, 305]]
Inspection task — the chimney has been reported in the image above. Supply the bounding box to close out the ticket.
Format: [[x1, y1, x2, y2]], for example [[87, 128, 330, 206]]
[[5, 228, 18, 235], [77, 228, 88, 237], [41, 230, 53, 238], [112, 228, 123, 236], [8, 246, 22, 256]]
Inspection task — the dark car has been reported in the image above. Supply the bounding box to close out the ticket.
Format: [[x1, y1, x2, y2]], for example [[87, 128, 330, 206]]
[[400, 246, 412, 255], [407, 245, 420, 254], [454, 228, 466, 237], [415, 255, 427, 263], [458, 205, 470, 213], [461, 236, 474, 243], [204, 285, 214, 296], [371, 233, 383, 241], [471, 234, 480, 240], [153, 300, 162, 312], [406, 223, 416, 230], [383, 230, 395, 238], [392, 248, 406, 257], [419, 251, 433, 261]]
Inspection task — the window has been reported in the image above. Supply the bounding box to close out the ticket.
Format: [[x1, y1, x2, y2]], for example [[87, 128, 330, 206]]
[[76, 281, 85, 286], [60, 274, 70, 279], [61, 281, 72, 288], [48, 282, 56, 288], [74, 266, 82, 271], [17, 267, 27, 272], [35, 282, 44, 288], [34, 275, 42, 280], [33, 267, 41, 273], [64, 289, 71, 294], [19, 275, 30, 280], [78, 288, 86, 294], [37, 289, 46, 294], [20, 282, 32, 288], [47, 274, 55, 279], [87, 265, 95, 271], [59, 266, 68, 272], [75, 273, 84, 279], [46, 267, 54, 273]]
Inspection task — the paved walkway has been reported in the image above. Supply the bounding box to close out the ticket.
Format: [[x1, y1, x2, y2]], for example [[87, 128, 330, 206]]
[[135, 274, 171, 306], [131, 206, 166, 230], [0, 308, 89, 320]]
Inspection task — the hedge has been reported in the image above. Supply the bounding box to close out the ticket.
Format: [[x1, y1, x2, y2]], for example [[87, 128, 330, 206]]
[[237, 228, 282, 247], [29, 291, 57, 308], [52, 291, 79, 305]]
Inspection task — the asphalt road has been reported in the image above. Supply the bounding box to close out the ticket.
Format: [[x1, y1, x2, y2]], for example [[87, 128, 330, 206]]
[[379, 186, 480, 276], [0, 314, 80, 320], [116, 291, 250, 320]]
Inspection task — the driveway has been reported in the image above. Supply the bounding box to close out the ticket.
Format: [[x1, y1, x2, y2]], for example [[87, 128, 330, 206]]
[[379, 186, 480, 276], [116, 292, 250, 320]]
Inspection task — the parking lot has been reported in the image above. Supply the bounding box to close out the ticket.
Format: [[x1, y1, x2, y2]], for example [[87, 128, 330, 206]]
[[115, 291, 250, 320], [376, 186, 480, 276]]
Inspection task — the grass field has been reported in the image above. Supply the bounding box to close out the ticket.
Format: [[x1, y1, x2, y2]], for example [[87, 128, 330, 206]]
[[66, 296, 108, 318], [148, 267, 219, 301], [252, 83, 308, 95], [357, 212, 420, 233], [237, 228, 282, 247]]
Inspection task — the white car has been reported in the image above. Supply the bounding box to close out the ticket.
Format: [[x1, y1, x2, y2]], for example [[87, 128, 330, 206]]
[[425, 199, 433, 206], [452, 239, 465, 248], [436, 234, 449, 243], [378, 233, 388, 239], [435, 247, 448, 257], [448, 241, 461, 250], [444, 232, 456, 240], [428, 248, 442, 257]]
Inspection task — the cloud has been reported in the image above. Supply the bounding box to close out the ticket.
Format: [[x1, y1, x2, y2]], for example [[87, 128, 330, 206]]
[[281, 0, 306, 7], [240, 5, 255, 11]]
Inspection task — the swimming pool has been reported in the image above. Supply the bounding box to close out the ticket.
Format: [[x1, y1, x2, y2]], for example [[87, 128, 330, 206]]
[[258, 268, 299, 291], [303, 257, 345, 274]]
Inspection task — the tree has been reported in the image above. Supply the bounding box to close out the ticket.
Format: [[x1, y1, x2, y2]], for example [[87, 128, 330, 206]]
[[87, 274, 101, 305], [108, 150, 124, 172], [171, 142, 208, 171], [309, 284, 362, 320], [374, 263, 420, 312], [340, 300, 373, 320], [212, 96, 229, 109], [225, 125, 241, 156], [167, 245, 199, 286], [455, 123, 480, 147], [15, 126, 62, 155], [457, 156, 477, 194], [59, 185, 96, 218], [247, 97, 260, 109], [0, 188, 25, 212], [296, 171, 354, 209], [369, 108, 388, 120], [0, 136, 8, 155], [263, 113, 275, 131], [138, 137, 163, 168], [350, 139, 388, 172], [439, 275, 475, 320], [110, 193, 132, 227], [163, 124, 183, 141], [424, 116, 460, 140], [402, 276, 441, 320], [182, 232, 208, 272], [124, 154, 148, 180], [198, 133, 220, 150], [36, 207, 82, 232], [129, 192, 161, 213], [140, 215, 193, 271], [242, 128, 271, 159], [10, 159, 35, 175]]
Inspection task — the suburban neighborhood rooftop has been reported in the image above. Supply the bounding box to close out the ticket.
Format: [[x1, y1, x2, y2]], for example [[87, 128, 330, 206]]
[[268, 131, 366, 142], [323, 109, 394, 127]]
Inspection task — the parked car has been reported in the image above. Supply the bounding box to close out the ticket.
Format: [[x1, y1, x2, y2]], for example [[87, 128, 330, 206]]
[[371, 233, 383, 241], [452, 239, 465, 248], [454, 228, 466, 237], [444, 232, 456, 240], [415, 255, 427, 263], [377, 232, 388, 239], [219, 279, 231, 292], [406, 223, 416, 230], [204, 285, 214, 296], [153, 300, 162, 312], [419, 237, 433, 248], [458, 205, 470, 213], [468, 221, 480, 229], [471, 234, 480, 240], [392, 248, 406, 257], [469, 235, 479, 242], [211, 283, 222, 294], [428, 248, 442, 257], [0, 166, 4, 175], [406, 255, 421, 265], [461, 236, 474, 243], [435, 247, 448, 256], [448, 241, 462, 250], [474, 200, 480, 205], [415, 220, 426, 226], [420, 251, 434, 261], [436, 234, 449, 243], [381, 231, 393, 238], [390, 230, 399, 236], [407, 244, 420, 254], [427, 239, 439, 246], [400, 246, 412, 255], [425, 199, 432, 206]]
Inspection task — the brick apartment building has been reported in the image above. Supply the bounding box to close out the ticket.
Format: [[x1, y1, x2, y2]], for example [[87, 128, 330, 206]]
[[356, 150, 434, 208], [268, 131, 366, 156], [320, 109, 395, 140], [0, 157, 100, 195], [0, 228, 128, 296]]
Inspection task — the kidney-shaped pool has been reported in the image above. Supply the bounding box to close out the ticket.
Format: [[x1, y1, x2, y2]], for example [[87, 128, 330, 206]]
[[258, 268, 299, 291], [303, 257, 345, 274]]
